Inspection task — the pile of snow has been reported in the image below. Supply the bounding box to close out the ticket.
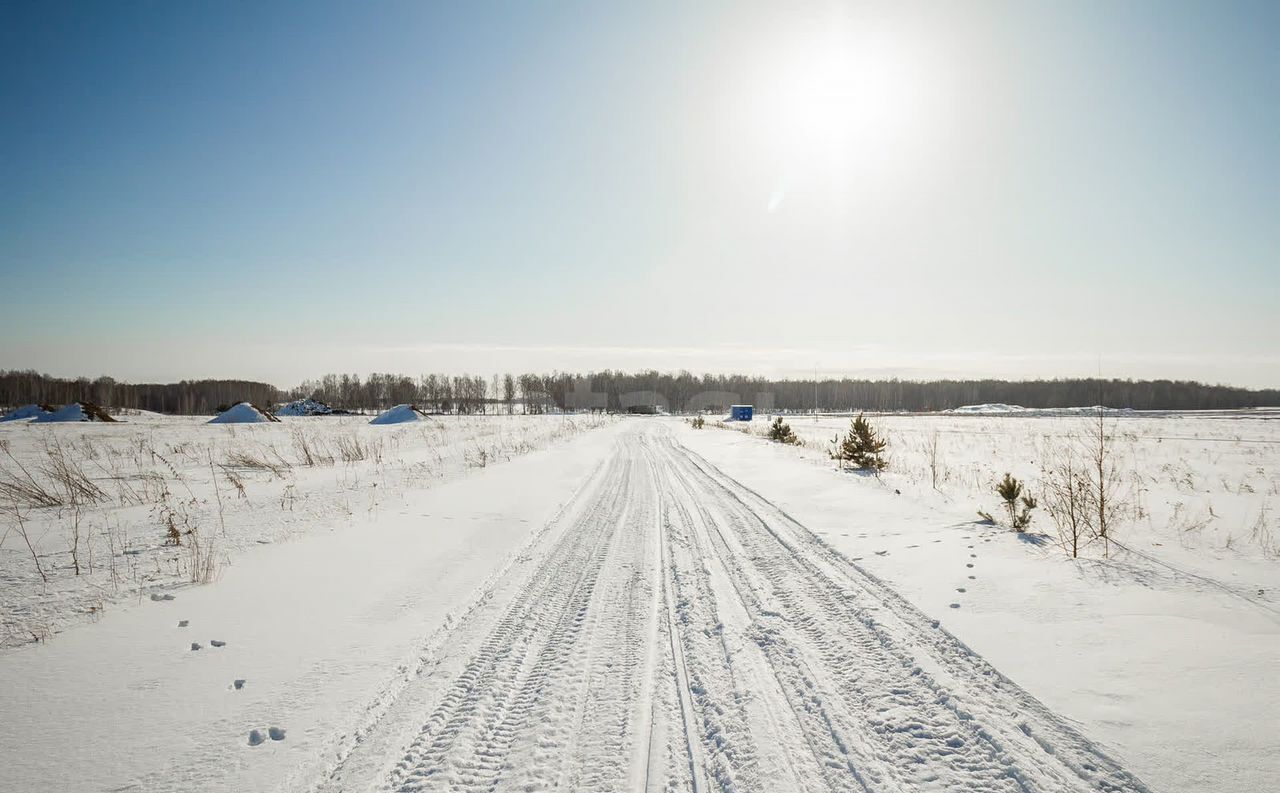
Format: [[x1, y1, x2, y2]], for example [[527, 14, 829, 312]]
[[209, 402, 277, 424], [276, 398, 334, 416], [946, 403, 1028, 414], [0, 404, 53, 422], [946, 404, 1137, 416], [370, 404, 427, 425], [1053, 405, 1137, 416], [31, 401, 117, 423]]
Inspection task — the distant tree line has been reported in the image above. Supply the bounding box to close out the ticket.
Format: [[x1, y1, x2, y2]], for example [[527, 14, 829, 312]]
[[503, 371, 1280, 413], [0, 370, 280, 415], [291, 371, 1280, 413], [286, 373, 495, 414], [4, 368, 1278, 415]]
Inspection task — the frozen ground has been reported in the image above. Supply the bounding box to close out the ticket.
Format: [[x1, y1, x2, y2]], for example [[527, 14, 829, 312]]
[[1, 412, 1276, 792]]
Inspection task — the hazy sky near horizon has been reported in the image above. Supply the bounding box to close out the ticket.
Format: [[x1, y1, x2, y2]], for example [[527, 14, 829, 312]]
[[2, 1, 1277, 389]]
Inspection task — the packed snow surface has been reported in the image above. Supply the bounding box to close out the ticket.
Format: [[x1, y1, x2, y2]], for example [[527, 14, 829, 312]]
[[0, 404, 51, 422], [209, 402, 272, 424], [276, 398, 333, 416], [370, 403, 424, 425], [1, 412, 1276, 792]]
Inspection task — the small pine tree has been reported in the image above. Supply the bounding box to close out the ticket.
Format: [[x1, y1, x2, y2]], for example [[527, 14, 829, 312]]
[[768, 416, 798, 444], [996, 473, 1037, 530], [835, 414, 887, 471], [690, 415, 705, 429]]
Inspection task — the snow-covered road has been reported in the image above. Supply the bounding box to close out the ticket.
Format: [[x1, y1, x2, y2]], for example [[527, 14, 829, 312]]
[[323, 423, 1149, 793]]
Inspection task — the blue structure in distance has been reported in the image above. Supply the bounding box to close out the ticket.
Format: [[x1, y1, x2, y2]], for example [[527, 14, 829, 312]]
[[729, 405, 753, 422]]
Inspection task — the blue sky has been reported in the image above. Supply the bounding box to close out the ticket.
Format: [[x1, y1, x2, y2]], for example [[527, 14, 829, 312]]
[[2, 1, 1277, 387]]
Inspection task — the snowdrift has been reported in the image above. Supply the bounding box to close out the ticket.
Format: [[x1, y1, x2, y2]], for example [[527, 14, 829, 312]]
[[0, 404, 53, 422], [276, 398, 334, 416], [370, 404, 428, 425], [209, 402, 279, 424], [946, 403, 1027, 414], [946, 404, 1136, 417], [31, 401, 117, 423]]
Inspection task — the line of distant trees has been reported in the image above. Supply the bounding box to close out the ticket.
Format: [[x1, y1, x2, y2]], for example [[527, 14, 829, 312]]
[[286, 373, 500, 414], [3, 368, 1278, 416], [0, 370, 279, 415], [495, 371, 1280, 413]]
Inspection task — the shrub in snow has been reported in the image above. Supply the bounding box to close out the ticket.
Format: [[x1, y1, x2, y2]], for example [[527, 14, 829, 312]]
[[1041, 448, 1092, 556], [830, 414, 887, 472], [767, 416, 799, 445], [995, 473, 1037, 531], [1037, 410, 1126, 556], [690, 415, 705, 429], [1084, 409, 1125, 556]]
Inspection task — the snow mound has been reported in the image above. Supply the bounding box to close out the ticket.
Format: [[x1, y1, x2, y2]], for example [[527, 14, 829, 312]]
[[0, 404, 53, 422], [31, 401, 117, 423], [209, 403, 277, 424], [947, 404, 1028, 414], [370, 404, 427, 425], [946, 404, 1137, 417], [1053, 405, 1137, 416], [276, 398, 333, 416]]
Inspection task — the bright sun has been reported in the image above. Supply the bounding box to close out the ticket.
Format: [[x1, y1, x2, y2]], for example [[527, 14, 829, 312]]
[[786, 38, 912, 145], [744, 26, 936, 210]]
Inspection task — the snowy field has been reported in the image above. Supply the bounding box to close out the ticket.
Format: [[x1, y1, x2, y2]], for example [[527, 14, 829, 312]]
[[0, 412, 611, 646], [715, 409, 1280, 581], [691, 409, 1280, 791], [0, 410, 1276, 792]]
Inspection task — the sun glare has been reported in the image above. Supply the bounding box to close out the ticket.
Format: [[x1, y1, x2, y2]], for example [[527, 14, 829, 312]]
[[746, 26, 935, 210]]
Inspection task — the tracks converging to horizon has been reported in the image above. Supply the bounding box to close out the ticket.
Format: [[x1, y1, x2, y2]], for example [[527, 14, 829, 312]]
[[321, 422, 1150, 793]]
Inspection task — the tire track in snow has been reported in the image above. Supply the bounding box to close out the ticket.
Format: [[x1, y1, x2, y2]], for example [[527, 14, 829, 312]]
[[643, 439, 708, 793], [368, 438, 675, 793], [386, 464, 624, 791], [648, 433, 851, 793], [317, 424, 1152, 793], [662, 430, 1153, 793]]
